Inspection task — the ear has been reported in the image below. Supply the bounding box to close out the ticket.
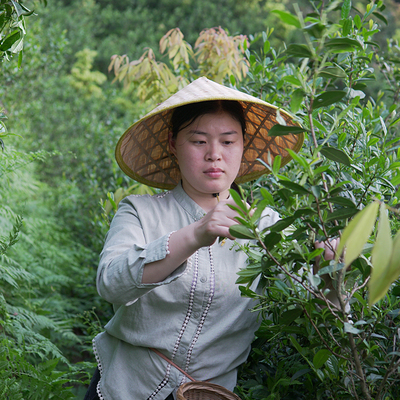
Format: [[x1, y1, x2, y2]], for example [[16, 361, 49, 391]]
[[168, 131, 177, 157]]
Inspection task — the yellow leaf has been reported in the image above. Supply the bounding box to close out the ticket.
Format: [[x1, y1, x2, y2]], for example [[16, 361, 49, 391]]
[[336, 201, 379, 267], [387, 230, 400, 277], [369, 203, 393, 305], [371, 203, 392, 273]]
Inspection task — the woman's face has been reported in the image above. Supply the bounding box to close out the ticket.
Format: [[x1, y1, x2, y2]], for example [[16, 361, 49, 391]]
[[169, 111, 244, 202]]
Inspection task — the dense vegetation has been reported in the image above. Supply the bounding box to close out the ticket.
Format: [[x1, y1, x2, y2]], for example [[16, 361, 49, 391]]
[[2, 0, 400, 398]]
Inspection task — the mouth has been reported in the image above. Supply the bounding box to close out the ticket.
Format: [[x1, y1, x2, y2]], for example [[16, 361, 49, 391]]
[[204, 168, 224, 178]]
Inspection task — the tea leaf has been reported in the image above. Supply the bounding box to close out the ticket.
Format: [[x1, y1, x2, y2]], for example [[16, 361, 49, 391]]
[[268, 124, 307, 136], [229, 224, 256, 239], [313, 350, 332, 369], [336, 202, 379, 267], [312, 91, 347, 110]]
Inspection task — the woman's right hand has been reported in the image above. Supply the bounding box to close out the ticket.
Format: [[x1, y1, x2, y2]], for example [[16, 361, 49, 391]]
[[193, 198, 242, 248]]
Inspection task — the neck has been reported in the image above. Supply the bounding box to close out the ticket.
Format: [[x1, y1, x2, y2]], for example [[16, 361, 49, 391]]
[[181, 182, 230, 212]]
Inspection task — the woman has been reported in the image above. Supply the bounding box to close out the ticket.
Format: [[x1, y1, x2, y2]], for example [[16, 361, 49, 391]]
[[85, 77, 303, 400]]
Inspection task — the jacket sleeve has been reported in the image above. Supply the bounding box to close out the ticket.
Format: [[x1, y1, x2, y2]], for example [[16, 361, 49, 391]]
[[96, 197, 186, 306]]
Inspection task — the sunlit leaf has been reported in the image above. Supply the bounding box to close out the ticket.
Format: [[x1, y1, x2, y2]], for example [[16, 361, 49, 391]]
[[387, 230, 400, 278], [369, 205, 395, 305], [341, 0, 352, 18], [271, 10, 301, 28], [291, 89, 304, 113], [336, 202, 379, 267], [371, 203, 392, 274], [272, 155, 281, 175], [344, 322, 362, 334], [342, 18, 352, 36]]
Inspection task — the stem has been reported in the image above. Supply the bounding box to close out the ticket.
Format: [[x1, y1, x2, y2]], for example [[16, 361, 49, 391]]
[[302, 306, 347, 360]]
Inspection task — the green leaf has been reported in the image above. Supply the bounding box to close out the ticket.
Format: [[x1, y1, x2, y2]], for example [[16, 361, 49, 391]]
[[369, 204, 393, 305], [17, 49, 23, 68], [269, 217, 296, 232], [279, 308, 303, 325], [367, 137, 380, 147], [291, 89, 304, 113], [285, 44, 313, 58], [263, 232, 281, 249], [344, 322, 362, 334], [279, 180, 310, 195], [229, 224, 256, 240], [336, 202, 379, 267], [313, 350, 332, 369], [283, 76, 301, 86], [320, 146, 351, 166], [328, 196, 356, 208], [287, 148, 309, 169], [289, 335, 304, 354], [324, 37, 363, 53], [373, 11, 388, 25], [0, 30, 21, 51], [268, 124, 307, 136], [272, 155, 281, 175], [260, 187, 274, 206], [311, 185, 321, 199], [303, 22, 326, 38], [318, 66, 347, 80], [271, 10, 301, 28], [390, 173, 400, 186], [318, 262, 346, 275], [312, 91, 347, 110], [229, 188, 248, 213], [341, 0, 352, 19], [354, 14, 362, 29], [342, 18, 352, 36]]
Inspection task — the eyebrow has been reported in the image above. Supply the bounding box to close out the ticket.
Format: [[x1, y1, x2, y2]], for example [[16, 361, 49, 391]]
[[186, 130, 240, 136]]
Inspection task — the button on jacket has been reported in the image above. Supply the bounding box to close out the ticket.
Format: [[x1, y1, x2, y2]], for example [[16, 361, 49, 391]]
[[94, 183, 279, 400]]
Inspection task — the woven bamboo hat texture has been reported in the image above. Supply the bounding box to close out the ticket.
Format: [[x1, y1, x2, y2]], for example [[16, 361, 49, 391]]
[[115, 77, 304, 190]]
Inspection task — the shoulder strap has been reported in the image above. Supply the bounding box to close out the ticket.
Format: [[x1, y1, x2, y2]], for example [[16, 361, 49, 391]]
[[150, 348, 196, 382]]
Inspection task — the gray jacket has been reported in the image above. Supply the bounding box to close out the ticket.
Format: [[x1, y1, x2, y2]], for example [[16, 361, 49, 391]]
[[94, 183, 279, 399]]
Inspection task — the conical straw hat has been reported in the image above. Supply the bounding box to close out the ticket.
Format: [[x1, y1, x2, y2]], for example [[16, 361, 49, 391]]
[[116, 77, 304, 189]]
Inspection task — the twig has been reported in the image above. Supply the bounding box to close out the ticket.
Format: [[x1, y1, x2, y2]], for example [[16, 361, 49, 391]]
[[302, 306, 347, 360]]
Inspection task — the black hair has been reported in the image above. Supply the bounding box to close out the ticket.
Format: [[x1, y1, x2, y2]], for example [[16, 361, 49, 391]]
[[170, 100, 246, 140]]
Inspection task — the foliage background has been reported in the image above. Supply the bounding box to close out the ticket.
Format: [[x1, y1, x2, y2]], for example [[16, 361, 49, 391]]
[[2, 0, 400, 398]]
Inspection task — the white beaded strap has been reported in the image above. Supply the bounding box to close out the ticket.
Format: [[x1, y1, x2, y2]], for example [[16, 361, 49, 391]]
[[166, 231, 176, 255]]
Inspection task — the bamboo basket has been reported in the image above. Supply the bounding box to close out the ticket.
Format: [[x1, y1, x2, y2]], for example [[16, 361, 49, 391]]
[[150, 348, 241, 400], [176, 381, 241, 400]]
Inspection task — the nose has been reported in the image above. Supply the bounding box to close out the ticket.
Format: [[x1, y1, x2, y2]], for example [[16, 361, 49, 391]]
[[205, 143, 222, 161]]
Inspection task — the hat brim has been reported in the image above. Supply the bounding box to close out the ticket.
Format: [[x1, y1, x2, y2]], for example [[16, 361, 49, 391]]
[[116, 77, 304, 190]]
